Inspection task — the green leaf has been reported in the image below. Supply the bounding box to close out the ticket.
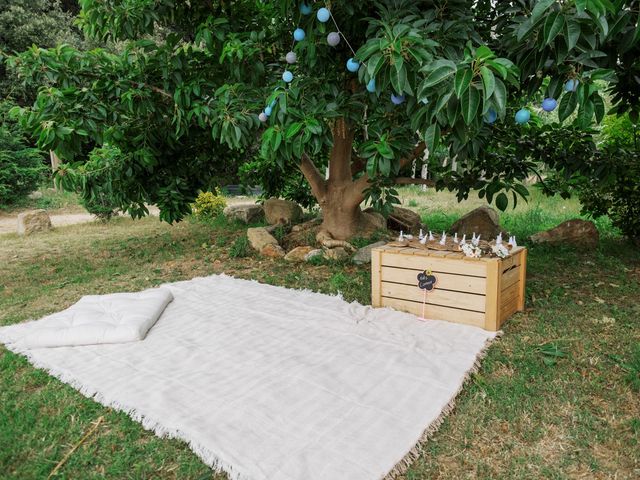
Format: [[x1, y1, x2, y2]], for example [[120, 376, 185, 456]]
[[285, 122, 303, 140], [558, 91, 578, 122], [454, 68, 473, 98], [543, 12, 564, 45], [423, 60, 457, 88], [424, 123, 440, 154], [480, 66, 495, 103], [592, 93, 605, 123], [475, 45, 494, 61], [495, 192, 508, 211], [492, 78, 507, 117], [531, 0, 556, 24], [460, 87, 480, 125]]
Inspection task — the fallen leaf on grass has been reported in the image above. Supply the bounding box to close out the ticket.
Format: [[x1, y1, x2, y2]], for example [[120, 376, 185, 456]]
[[595, 296, 606, 304]]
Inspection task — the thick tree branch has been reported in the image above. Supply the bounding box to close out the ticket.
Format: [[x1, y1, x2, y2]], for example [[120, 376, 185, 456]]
[[399, 142, 427, 170], [393, 177, 435, 186], [299, 153, 327, 201], [349, 141, 429, 205]]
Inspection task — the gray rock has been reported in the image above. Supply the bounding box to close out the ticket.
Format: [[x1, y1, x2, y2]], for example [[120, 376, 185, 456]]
[[387, 207, 422, 232], [353, 240, 388, 264], [17, 210, 52, 236], [450, 206, 501, 239], [264, 198, 303, 225], [28, 191, 43, 200], [304, 249, 324, 261], [247, 227, 279, 252], [530, 219, 599, 248], [223, 203, 264, 224], [284, 246, 314, 262]]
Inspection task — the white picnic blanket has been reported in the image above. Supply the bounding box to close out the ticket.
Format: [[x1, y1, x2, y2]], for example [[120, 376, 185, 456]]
[[0, 274, 497, 480], [5, 288, 173, 348]]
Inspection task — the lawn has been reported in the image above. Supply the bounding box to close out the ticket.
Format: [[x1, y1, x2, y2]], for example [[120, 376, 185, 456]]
[[1, 190, 639, 479]]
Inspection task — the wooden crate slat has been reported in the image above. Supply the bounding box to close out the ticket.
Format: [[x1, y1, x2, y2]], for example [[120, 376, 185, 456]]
[[381, 281, 486, 312], [500, 296, 519, 322], [501, 282, 520, 306], [501, 265, 521, 291], [381, 266, 487, 295], [380, 250, 487, 277], [381, 297, 486, 328]]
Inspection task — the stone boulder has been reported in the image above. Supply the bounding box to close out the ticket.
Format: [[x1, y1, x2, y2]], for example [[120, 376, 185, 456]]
[[304, 249, 324, 262], [284, 246, 314, 262], [17, 210, 52, 236], [450, 206, 501, 239], [361, 209, 388, 235], [264, 198, 303, 225], [260, 243, 286, 258], [530, 219, 599, 248], [223, 203, 264, 224], [353, 240, 387, 265], [247, 227, 279, 252], [387, 207, 422, 233]]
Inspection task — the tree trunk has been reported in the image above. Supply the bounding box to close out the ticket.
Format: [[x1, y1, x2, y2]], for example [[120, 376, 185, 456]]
[[299, 118, 373, 241], [297, 118, 427, 241]]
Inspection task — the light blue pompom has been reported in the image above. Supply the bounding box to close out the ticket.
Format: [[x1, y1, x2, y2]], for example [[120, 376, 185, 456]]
[[366, 79, 376, 93], [293, 28, 306, 42], [300, 3, 312, 15], [317, 7, 330, 22], [515, 108, 531, 124], [282, 71, 294, 83], [541, 98, 557, 112], [346, 58, 360, 73], [564, 79, 579, 92], [391, 93, 405, 105], [485, 109, 497, 124]]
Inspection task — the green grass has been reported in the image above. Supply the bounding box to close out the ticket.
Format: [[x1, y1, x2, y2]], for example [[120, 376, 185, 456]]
[[1, 186, 81, 213], [1, 191, 639, 479]]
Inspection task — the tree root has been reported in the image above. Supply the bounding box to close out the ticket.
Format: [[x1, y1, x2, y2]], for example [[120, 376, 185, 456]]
[[316, 230, 356, 251]]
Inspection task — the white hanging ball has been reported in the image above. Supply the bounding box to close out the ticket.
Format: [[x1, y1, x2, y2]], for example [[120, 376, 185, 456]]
[[285, 51, 297, 64], [259, 112, 268, 123], [327, 32, 341, 47]]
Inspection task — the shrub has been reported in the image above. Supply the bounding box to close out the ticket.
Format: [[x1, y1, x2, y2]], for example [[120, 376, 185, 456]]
[[192, 190, 227, 219], [229, 236, 250, 258], [0, 104, 46, 207]]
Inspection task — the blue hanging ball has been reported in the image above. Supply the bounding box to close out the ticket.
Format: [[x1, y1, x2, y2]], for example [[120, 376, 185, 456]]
[[317, 7, 330, 23], [564, 79, 579, 92], [515, 108, 531, 124], [542, 98, 558, 112], [391, 93, 405, 105], [300, 3, 312, 15], [265, 106, 272, 117], [485, 109, 497, 124], [327, 32, 341, 47], [282, 71, 294, 83], [259, 112, 268, 123], [346, 58, 360, 73], [293, 28, 306, 42], [366, 79, 376, 93]]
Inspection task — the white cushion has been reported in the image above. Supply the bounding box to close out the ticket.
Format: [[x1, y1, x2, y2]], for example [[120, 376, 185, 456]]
[[18, 288, 173, 348]]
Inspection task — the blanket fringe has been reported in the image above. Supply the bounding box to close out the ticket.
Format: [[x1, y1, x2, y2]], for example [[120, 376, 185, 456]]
[[383, 330, 503, 479], [1, 341, 255, 480]]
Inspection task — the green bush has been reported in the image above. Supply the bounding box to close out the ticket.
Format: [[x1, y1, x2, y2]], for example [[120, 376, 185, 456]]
[[0, 104, 46, 207], [191, 190, 227, 219], [578, 115, 640, 243]]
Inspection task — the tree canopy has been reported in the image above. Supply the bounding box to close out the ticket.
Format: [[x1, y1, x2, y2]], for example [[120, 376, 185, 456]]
[[8, 0, 640, 238]]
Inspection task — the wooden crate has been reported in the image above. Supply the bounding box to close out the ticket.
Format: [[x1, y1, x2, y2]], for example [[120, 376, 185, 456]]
[[371, 244, 527, 331]]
